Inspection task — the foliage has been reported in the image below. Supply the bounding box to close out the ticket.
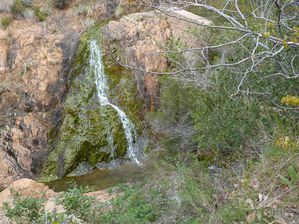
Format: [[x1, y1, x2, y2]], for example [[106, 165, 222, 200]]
[[3, 147, 299, 223], [280, 165, 299, 187], [34, 6, 48, 22], [281, 95, 299, 107], [98, 184, 164, 224], [3, 190, 45, 224], [0, 17, 12, 29], [56, 184, 95, 220], [150, 16, 299, 154], [10, 0, 26, 16], [3, 185, 95, 223], [165, 37, 187, 70]]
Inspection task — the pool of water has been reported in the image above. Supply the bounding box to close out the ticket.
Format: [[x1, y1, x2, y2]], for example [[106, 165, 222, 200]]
[[45, 161, 153, 192]]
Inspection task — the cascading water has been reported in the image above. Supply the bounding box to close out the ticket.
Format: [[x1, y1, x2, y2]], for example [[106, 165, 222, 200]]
[[89, 40, 141, 165]]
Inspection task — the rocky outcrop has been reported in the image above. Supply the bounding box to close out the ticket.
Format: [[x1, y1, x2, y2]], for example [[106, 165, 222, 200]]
[[0, 178, 56, 224], [103, 12, 170, 112], [0, 0, 118, 189], [1, 0, 211, 188], [0, 178, 55, 206], [0, 19, 66, 188], [102, 10, 211, 111], [41, 28, 143, 181]]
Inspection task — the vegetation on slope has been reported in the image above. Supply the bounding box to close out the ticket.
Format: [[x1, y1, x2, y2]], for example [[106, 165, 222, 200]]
[[2, 0, 298, 223]]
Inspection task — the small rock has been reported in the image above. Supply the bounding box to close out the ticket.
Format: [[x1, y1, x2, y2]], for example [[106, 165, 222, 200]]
[[250, 177, 260, 190], [0, 178, 56, 206], [246, 211, 256, 223]]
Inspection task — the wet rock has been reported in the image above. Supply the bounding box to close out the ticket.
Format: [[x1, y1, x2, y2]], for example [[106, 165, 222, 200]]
[[41, 31, 130, 181]]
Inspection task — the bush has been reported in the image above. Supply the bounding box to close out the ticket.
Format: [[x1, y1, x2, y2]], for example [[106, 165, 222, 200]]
[[192, 76, 262, 152], [56, 185, 95, 220], [53, 0, 71, 9], [10, 0, 25, 16], [1, 17, 12, 29], [150, 20, 299, 155], [98, 183, 166, 224], [34, 6, 47, 21], [3, 190, 45, 224], [3, 185, 95, 223]]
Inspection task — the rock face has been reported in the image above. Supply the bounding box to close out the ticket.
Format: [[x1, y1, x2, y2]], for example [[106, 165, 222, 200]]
[[0, 0, 117, 189], [102, 10, 211, 111], [103, 12, 170, 112], [0, 0, 211, 188], [41, 30, 142, 181], [0, 19, 66, 189]]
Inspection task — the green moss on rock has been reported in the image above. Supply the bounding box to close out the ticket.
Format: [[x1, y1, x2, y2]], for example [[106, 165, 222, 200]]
[[41, 27, 143, 182], [104, 64, 143, 133], [41, 30, 118, 181]]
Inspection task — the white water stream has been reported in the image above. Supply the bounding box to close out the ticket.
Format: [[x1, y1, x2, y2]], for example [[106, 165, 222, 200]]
[[89, 40, 141, 165]]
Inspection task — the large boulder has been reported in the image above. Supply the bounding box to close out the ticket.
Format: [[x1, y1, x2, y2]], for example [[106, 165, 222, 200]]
[[102, 10, 211, 111], [0, 178, 55, 206], [103, 12, 170, 111]]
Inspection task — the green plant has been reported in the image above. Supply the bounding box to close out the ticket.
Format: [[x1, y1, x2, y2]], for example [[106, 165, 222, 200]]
[[34, 7, 47, 22], [56, 185, 94, 220], [10, 0, 26, 16], [280, 165, 299, 187], [98, 184, 163, 224], [165, 37, 187, 69], [1, 17, 12, 29], [3, 190, 45, 224]]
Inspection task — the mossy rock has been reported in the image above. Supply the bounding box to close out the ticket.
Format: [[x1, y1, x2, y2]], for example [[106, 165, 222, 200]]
[[41, 26, 143, 181], [104, 63, 143, 133]]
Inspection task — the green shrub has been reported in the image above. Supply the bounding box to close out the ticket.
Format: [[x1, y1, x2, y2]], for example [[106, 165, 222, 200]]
[[34, 6, 47, 21], [1, 17, 12, 29], [98, 184, 164, 224], [3, 190, 45, 224], [10, 0, 26, 16], [150, 21, 299, 155], [53, 0, 71, 9], [192, 76, 262, 152], [56, 185, 94, 220]]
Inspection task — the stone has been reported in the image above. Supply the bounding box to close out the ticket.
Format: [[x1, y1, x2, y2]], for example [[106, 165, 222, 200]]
[[0, 0, 14, 13], [0, 32, 8, 74], [0, 178, 56, 206]]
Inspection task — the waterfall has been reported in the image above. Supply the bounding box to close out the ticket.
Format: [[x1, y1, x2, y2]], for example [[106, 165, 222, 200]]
[[89, 40, 141, 165]]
